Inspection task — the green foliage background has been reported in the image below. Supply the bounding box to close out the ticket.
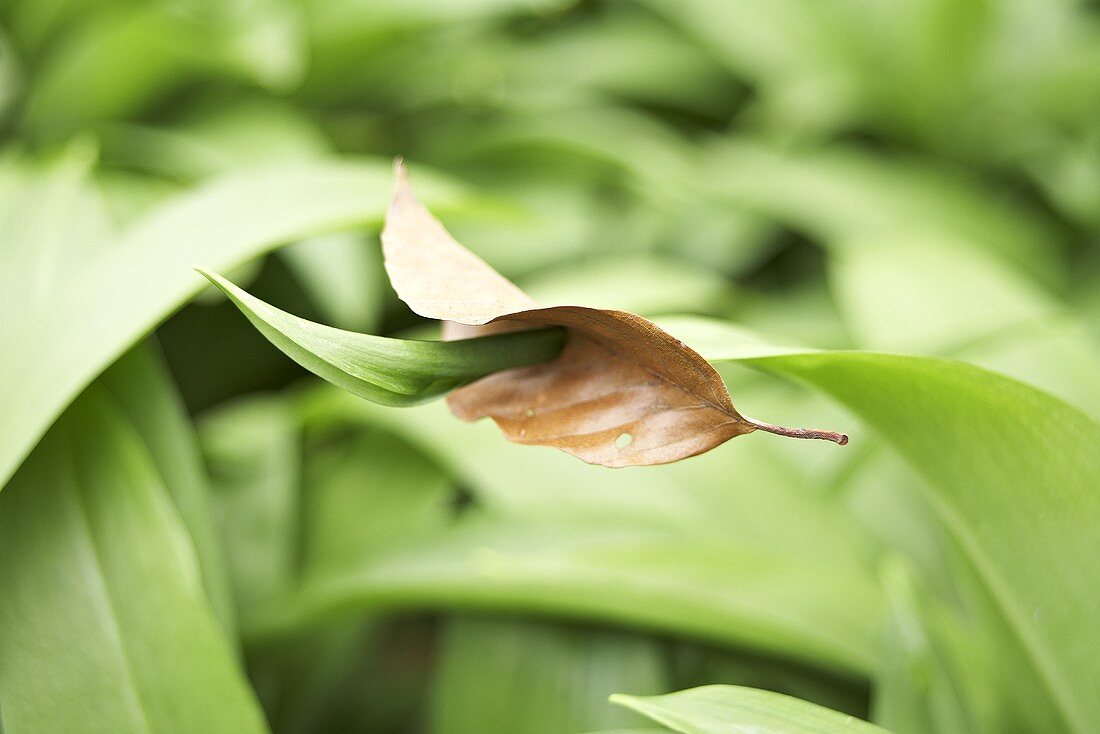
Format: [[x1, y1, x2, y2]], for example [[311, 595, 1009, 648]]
[[1, 1, 1099, 732]]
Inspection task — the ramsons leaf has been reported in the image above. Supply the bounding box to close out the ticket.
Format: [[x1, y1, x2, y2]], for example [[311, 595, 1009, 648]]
[[0, 158, 469, 489], [196, 268, 566, 407], [101, 343, 237, 634], [429, 616, 668, 734], [246, 514, 881, 676], [659, 316, 1100, 734], [611, 686, 892, 734], [0, 381, 267, 733]]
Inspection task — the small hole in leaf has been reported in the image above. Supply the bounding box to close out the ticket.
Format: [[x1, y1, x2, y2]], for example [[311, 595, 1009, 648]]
[[614, 432, 633, 449]]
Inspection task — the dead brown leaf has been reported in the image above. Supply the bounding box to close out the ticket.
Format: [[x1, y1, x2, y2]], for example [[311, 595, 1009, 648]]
[[381, 160, 847, 467]]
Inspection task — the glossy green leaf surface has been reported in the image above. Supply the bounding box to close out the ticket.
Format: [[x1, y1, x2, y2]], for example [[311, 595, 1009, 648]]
[[612, 686, 892, 734], [197, 268, 566, 406]]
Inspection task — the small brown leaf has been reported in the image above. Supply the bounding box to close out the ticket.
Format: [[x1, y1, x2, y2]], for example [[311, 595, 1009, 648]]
[[381, 160, 846, 467]]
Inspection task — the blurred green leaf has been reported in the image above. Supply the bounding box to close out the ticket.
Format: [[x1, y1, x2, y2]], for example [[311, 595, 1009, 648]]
[[0, 380, 267, 733], [300, 424, 452, 579], [519, 254, 733, 316], [667, 644, 868, 722], [99, 98, 331, 180], [201, 395, 301, 618], [300, 389, 872, 561], [872, 558, 976, 734], [701, 140, 1064, 286], [102, 98, 387, 331], [612, 685, 891, 734], [280, 232, 384, 331], [20, 0, 306, 138], [217, 407, 455, 733], [429, 616, 668, 734], [828, 233, 1059, 354], [644, 0, 864, 136], [752, 356, 1098, 732], [0, 158, 467, 490], [248, 513, 881, 676], [102, 343, 236, 634]]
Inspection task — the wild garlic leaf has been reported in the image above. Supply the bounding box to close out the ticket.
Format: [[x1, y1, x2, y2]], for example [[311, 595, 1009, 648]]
[[101, 344, 237, 635], [246, 514, 881, 676], [660, 316, 1100, 734], [0, 159, 468, 490], [429, 617, 668, 734], [611, 686, 892, 734], [0, 382, 267, 733], [196, 268, 566, 407], [275, 386, 882, 676]]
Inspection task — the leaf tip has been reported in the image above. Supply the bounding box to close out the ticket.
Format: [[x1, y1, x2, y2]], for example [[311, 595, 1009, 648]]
[[192, 266, 233, 297], [192, 264, 217, 282], [392, 155, 408, 180]]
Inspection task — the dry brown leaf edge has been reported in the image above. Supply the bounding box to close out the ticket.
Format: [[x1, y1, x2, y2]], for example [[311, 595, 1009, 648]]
[[381, 159, 847, 468]]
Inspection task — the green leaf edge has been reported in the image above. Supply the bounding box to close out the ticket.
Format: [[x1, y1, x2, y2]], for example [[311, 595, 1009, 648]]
[[610, 685, 894, 734], [195, 268, 566, 406]]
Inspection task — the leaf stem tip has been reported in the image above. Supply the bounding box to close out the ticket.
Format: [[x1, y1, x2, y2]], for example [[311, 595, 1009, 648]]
[[744, 417, 848, 445]]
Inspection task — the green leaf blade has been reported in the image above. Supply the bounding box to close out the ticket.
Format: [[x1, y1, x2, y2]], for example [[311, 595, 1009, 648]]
[[195, 268, 565, 407], [662, 317, 1100, 733], [611, 686, 892, 734], [0, 383, 267, 733], [0, 159, 468, 490], [248, 515, 880, 676], [745, 351, 1100, 733]]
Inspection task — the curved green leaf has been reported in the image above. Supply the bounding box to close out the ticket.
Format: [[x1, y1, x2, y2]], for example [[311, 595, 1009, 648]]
[[660, 316, 1100, 734], [0, 381, 267, 733], [196, 268, 565, 406], [611, 686, 892, 734], [247, 514, 880, 675], [102, 343, 237, 635], [278, 386, 882, 676], [0, 159, 469, 489], [699, 140, 1062, 286], [747, 354, 1098, 734]]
